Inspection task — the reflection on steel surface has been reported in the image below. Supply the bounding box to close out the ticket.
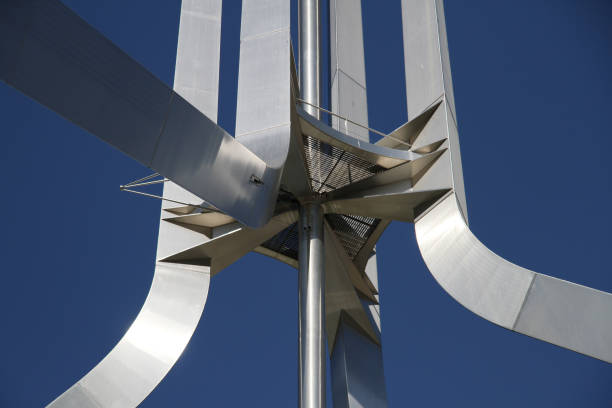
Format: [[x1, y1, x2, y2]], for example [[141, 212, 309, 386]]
[[416, 193, 612, 363], [47, 264, 211, 407], [0, 0, 280, 229], [328, 1, 388, 406], [1, 0, 611, 406], [47, 0, 223, 406]]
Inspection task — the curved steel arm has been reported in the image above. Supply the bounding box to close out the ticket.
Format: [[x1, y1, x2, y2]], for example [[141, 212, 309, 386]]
[[47, 262, 210, 407], [415, 193, 612, 363]]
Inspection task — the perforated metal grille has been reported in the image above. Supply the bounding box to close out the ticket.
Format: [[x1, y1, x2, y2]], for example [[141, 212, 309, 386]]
[[260, 213, 379, 262], [261, 222, 299, 260], [302, 135, 385, 193], [261, 136, 384, 263], [326, 214, 380, 259]]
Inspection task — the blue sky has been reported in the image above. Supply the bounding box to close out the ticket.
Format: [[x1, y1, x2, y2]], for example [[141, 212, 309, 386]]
[[1, 1, 611, 406]]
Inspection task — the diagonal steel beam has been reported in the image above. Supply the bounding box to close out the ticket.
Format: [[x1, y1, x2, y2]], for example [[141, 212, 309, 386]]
[[46, 2, 224, 406], [0, 0, 280, 228]]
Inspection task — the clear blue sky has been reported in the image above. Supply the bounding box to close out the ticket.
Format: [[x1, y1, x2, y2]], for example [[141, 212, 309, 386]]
[[1, 1, 611, 406]]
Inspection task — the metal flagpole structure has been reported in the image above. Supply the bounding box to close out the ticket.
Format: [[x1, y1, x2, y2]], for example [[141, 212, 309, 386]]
[[1, 0, 612, 407]]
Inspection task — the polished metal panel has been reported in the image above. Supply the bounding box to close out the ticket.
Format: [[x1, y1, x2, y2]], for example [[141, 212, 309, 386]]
[[299, 0, 321, 118], [236, 0, 292, 167], [150, 93, 275, 228], [234, 0, 294, 226], [415, 193, 612, 363], [173, 0, 222, 120], [1, 0, 172, 165], [46, 2, 223, 406], [299, 203, 326, 408], [329, 0, 368, 141], [47, 263, 211, 408], [515, 275, 612, 363], [401, 0, 467, 221], [0, 0, 280, 228], [6, 0, 611, 404], [328, 2, 388, 405]]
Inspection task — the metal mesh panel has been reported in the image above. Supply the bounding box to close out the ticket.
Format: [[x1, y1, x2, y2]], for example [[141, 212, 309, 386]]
[[261, 136, 384, 262], [326, 214, 380, 259], [302, 135, 385, 193], [261, 222, 299, 260], [260, 214, 380, 262]]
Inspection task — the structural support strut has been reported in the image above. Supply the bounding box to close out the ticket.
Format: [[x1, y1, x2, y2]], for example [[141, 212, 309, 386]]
[[299, 203, 326, 408]]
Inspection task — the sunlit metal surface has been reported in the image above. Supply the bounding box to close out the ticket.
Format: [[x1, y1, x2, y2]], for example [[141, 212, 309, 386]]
[[329, 0, 368, 141], [0, 0, 280, 228], [299, 203, 327, 408], [46, 1, 222, 406], [416, 193, 612, 363], [401, 0, 467, 222], [47, 263, 211, 407], [2, 0, 611, 406], [328, 2, 388, 406]]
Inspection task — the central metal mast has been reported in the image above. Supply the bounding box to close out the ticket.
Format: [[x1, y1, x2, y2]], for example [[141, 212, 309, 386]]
[[298, 1, 325, 408]]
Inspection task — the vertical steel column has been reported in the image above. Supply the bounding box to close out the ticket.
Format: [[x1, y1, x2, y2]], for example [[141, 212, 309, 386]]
[[299, 202, 326, 408], [299, 1, 324, 406], [299, 0, 320, 118]]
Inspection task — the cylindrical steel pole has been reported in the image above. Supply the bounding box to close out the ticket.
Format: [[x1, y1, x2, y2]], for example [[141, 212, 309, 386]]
[[299, 0, 320, 119], [299, 1, 324, 406], [298, 202, 325, 408]]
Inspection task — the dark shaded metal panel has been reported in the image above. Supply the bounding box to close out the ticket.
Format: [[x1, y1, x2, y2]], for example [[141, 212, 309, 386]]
[[261, 222, 300, 261], [326, 214, 381, 260]]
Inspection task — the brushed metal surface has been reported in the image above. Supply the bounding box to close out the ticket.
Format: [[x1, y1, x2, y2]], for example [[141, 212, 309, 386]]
[[0, 0, 280, 228], [173, 0, 222, 120], [415, 193, 612, 363], [47, 263, 211, 408], [328, 2, 388, 405], [329, 0, 368, 141], [236, 0, 292, 167], [46, 2, 222, 406], [401, 0, 467, 221]]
